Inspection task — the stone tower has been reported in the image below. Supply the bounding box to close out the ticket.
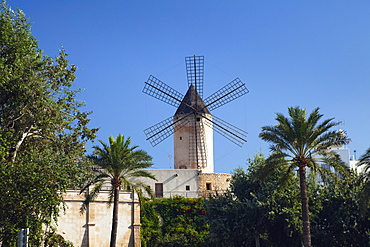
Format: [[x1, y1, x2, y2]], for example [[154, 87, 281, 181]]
[[173, 85, 214, 173]]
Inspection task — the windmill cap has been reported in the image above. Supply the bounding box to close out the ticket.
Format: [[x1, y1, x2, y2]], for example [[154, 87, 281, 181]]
[[175, 84, 210, 115]]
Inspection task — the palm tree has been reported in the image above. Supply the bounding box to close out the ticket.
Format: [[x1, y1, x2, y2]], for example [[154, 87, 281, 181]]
[[358, 148, 370, 169], [80, 134, 156, 247], [357, 148, 370, 212], [258, 107, 350, 247]]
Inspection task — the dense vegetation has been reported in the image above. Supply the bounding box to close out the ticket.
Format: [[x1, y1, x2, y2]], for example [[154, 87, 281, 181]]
[[141, 153, 370, 247], [141, 196, 209, 247]]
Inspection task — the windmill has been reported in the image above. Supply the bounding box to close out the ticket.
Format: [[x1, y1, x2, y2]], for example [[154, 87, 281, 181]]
[[143, 55, 248, 173]]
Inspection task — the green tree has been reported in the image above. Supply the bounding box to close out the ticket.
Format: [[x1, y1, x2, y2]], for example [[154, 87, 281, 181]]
[[258, 107, 350, 247], [80, 134, 155, 247], [205, 154, 269, 247], [310, 171, 370, 246], [0, 1, 97, 245], [205, 153, 302, 247]]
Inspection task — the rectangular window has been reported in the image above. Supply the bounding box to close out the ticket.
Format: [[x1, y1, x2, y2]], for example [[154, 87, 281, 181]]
[[206, 183, 212, 191], [155, 183, 163, 198], [186, 185, 190, 191]]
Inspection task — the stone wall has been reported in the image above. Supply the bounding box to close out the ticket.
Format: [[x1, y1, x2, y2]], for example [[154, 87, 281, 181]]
[[56, 190, 140, 247], [198, 173, 231, 197]]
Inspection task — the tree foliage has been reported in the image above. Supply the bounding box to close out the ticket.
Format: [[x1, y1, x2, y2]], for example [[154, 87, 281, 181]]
[[141, 196, 209, 247], [310, 171, 370, 246], [204, 153, 302, 247], [0, 2, 97, 245], [203, 152, 370, 246]]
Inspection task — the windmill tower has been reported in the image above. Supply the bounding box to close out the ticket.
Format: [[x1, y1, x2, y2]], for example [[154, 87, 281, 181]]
[[174, 83, 214, 172], [143, 55, 248, 173]]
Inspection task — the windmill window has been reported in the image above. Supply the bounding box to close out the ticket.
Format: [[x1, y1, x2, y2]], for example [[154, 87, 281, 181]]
[[180, 137, 182, 140], [196, 117, 201, 122], [186, 185, 190, 191]]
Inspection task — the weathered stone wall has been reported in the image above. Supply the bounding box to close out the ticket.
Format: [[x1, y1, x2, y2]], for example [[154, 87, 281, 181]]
[[56, 190, 140, 247], [198, 173, 231, 197]]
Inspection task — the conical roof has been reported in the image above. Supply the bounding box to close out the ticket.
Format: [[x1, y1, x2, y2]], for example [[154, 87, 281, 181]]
[[175, 84, 210, 115]]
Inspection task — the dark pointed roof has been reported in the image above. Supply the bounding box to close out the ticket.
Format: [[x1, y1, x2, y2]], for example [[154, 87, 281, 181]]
[[175, 84, 210, 115]]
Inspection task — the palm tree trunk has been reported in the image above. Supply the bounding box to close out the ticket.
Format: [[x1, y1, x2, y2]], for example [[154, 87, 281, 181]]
[[110, 186, 120, 247], [298, 166, 311, 247], [254, 231, 260, 247]]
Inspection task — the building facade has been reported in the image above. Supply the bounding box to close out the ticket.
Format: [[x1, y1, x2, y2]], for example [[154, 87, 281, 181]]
[[137, 169, 231, 198]]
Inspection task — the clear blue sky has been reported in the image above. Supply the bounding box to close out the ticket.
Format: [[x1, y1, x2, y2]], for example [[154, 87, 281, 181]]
[[9, 0, 370, 173]]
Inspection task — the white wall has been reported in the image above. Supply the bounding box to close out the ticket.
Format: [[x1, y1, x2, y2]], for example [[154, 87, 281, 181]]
[[138, 169, 199, 198]]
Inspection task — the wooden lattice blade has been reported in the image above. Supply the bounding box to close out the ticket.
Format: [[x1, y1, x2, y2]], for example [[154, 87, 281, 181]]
[[143, 75, 183, 108], [185, 55, 204, 98], [203, 114, 248, 147], [143, 114, 191, 147], [187, 114, 208, 168], [204, 78, 249, 112]]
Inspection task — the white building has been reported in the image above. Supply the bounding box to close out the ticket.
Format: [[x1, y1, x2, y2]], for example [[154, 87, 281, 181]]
[[321, 145, 362, 173], [137, 169, 231, 198]]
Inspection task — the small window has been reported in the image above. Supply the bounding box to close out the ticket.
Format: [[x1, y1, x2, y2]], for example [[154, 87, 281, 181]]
[[206, 183, 212, 190], [196, 117, 201, 122], [186, 185, 190, 191], [180, 137, 182, 140], [155, 183, 163, 198]]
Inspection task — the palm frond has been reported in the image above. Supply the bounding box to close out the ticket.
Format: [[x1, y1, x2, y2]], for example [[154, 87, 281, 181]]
[[107, 187, 115, 205], [255, 151, 291, 180], [81, 134, 155, 212], [124, 179, 155, 200], [128, 169, 157, 181], [80, 179, 108, 214], [357, 147, 370, 172], [259, 106, 350, 183], [79, 171, 110, 194]]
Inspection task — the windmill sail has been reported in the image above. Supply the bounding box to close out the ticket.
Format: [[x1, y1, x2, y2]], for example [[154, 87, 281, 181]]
[[186, 55, 204, 98]]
